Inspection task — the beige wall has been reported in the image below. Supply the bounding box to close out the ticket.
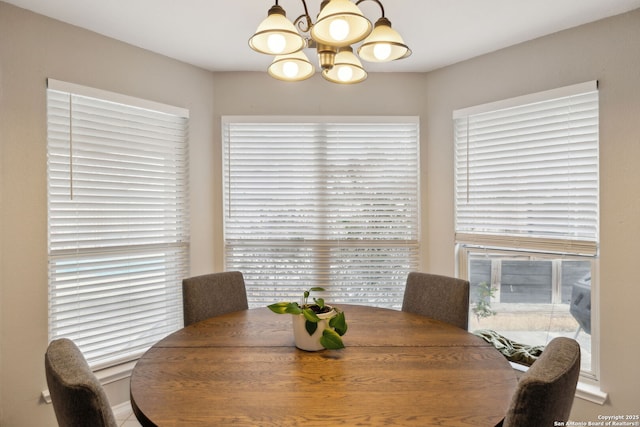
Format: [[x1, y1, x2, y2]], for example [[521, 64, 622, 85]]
[[1, 1, 639, 425], [0, 2, 216, 425]]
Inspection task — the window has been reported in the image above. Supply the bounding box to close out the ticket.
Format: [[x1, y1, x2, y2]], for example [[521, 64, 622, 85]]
[[454, 82, 599, 377], [47, 79, 189, 369], [223, 117, 419, 308]]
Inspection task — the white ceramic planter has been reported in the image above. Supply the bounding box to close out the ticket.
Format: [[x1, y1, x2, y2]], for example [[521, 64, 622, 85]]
[[291, 309, 336, 351]]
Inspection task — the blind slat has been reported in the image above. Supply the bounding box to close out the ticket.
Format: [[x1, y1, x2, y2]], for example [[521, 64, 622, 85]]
[[454, 84, 598, 255], [223, 118, 419, 309], [47, 82, 189, 368]]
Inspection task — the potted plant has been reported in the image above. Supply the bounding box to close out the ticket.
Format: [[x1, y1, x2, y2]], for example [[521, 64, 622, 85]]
[[267, 287, 348, 351]]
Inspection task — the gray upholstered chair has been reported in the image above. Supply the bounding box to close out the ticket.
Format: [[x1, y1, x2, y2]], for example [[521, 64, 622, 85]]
[[501, 337, 581, 427], [401, 272, 470, 330], [182, 271, 249, 326], [45, 338, 118, 427]]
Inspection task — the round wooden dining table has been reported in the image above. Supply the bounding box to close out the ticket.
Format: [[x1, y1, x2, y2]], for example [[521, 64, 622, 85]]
[[130, 305, 517, 427]]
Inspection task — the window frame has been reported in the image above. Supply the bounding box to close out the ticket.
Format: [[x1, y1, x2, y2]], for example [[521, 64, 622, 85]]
[[46, 79, 190, 370], [457, 246, 600, 380], [453, 82, 602, 395], [222, 115, 420, 309]]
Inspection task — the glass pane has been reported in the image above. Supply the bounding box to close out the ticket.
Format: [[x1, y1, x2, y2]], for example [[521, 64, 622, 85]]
[[467, 251, 593, 374], [500, 260, 553, 304]]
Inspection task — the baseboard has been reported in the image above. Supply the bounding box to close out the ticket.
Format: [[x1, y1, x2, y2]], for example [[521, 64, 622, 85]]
[[112, 401, 133, 420]]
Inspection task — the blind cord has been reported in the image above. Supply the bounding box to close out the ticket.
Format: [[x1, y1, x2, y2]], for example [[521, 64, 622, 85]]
[[69, 93, 74, 200]]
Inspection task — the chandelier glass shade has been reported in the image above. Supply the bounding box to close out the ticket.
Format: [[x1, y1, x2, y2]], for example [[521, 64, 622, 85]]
[[322, 46, 367, 84], [357, 17, 411, 62], [310, 0, 372, 47], [268, 50, 315, 81], [249, 0, 411, 84], [248, 5, 306, 55]]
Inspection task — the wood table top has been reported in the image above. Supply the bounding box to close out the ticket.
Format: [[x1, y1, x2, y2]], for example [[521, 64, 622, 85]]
[[130, 305, 517, 427]]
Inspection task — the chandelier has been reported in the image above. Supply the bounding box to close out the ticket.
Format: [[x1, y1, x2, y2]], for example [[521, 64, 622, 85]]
[[249, 0, 411, 84]]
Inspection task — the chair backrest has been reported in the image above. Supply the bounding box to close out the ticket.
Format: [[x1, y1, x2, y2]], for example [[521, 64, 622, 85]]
[[182, 271, 249, 326], [45, 338, 118, 427], [401, 272, 470, 329], [502, 337, 581, 427]]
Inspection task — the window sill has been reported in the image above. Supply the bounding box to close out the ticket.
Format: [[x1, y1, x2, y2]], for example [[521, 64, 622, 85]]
[[575, 379, 608, 405], [510, 362, 607, 405]]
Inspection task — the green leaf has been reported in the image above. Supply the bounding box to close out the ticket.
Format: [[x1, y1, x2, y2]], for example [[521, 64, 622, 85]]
[[267, 302, 302, 315], [329, 311, 348, 336], [314, 297, 325, 308], [305, 319, 318, 336], [309, 287, 325, 292], [267, 302, 289, 314], [302, 308, 321, 323], [284, 303, 303, 315], [320, 328, 345, 349]]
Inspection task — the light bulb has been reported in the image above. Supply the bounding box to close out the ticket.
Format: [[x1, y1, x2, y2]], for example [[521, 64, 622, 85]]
[[337, 65, 353, 82], [282, 61, 299, 78], [329, 18, 350, 41], [373, 43, 392, 61], [267, 33, 286, 54]]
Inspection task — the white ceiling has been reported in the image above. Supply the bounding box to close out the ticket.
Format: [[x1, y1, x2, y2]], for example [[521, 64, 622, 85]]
[[5, 0, 640, 73]]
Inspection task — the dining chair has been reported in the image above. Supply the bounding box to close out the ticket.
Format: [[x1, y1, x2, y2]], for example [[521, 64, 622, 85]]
[[182, 271, 249, 326], [45, 338, 118, 427], [401, 272, 470, 330], [500, 336, 581, 427]]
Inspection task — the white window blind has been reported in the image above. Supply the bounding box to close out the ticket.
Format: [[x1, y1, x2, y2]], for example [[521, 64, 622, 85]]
[[223, 117, 419, 308], [46, 79, 189, 369], [454, 81, 599, 256]]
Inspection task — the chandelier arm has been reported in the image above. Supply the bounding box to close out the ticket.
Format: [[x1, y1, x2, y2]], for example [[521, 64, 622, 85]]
[[355, 0, 385, 18], [294, 0, 314, 33], [293, 14, 312, 33]]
